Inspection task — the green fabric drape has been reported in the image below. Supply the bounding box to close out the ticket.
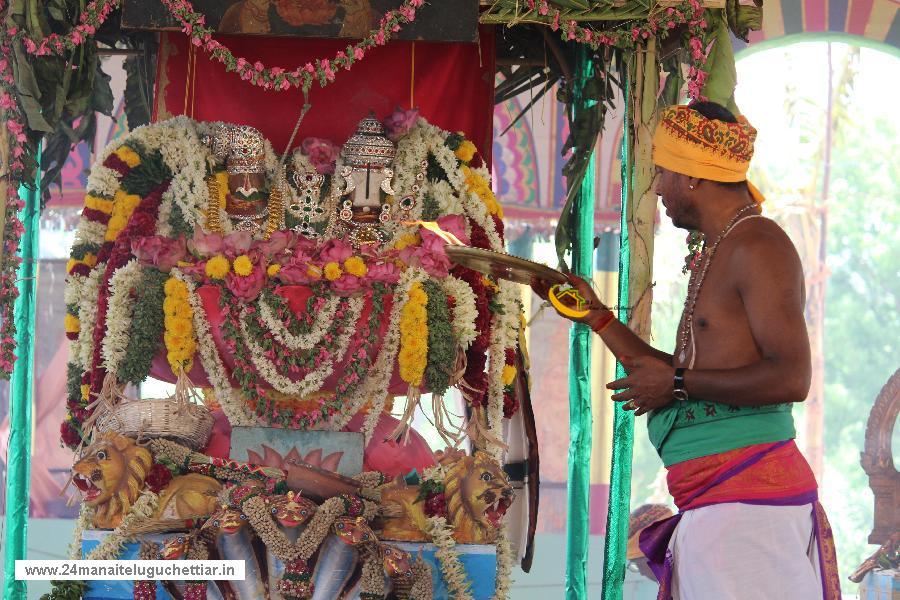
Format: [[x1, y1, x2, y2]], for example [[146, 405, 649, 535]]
[[3, 168, 40, 598], [565, 45, 596, 599], [601, 70, 636, 600]]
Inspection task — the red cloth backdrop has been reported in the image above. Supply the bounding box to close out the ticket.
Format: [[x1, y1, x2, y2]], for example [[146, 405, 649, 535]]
[[153, 30, 495, 163]]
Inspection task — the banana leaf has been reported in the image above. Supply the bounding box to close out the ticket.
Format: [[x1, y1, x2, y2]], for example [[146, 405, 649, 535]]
[[701, 12, 738, 112]]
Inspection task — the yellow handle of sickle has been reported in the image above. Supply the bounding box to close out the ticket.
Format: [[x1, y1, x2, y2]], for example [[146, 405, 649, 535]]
[[548, 284, 591, 319]]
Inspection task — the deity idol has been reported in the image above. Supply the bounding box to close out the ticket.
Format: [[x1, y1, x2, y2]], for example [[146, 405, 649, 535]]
[[63, 109, 527, 597]]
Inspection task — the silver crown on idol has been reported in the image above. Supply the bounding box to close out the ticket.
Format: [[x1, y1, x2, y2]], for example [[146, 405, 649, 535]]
[[340, 114, 397, 168], [203, 123, 267, 175]]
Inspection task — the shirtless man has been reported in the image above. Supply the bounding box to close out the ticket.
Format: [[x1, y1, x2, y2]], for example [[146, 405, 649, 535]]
[[534, 102, 840, 599]]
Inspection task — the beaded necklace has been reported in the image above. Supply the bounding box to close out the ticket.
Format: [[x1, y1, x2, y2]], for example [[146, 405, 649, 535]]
[[677, 204, 758, 364]]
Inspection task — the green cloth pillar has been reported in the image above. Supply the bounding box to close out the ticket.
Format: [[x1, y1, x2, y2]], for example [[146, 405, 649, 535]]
[[565, 45, 596, 600], [3, 169, 40, 598], [601, 69, 636, 600]]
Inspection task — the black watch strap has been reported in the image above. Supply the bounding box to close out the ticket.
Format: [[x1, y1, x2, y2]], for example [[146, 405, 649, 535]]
[[673, 368, 688, 401]]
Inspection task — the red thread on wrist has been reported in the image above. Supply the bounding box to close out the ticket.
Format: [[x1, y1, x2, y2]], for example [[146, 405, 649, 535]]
[[591, 310, 615, 334]]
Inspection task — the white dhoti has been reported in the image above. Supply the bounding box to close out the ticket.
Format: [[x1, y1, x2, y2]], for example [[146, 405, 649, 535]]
[[670, 502, 822, 600]]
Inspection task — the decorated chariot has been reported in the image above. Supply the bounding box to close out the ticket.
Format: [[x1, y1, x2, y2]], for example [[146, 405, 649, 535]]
[[59, 111, 531, 599]]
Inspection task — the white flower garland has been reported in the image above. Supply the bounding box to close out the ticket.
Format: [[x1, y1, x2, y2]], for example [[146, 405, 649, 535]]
[[172, 268, 255, 426], [86, 165, 124, 198], [64, 272, 85, 313], [101, 260, 143, 375], [442, 275, 478, 350], [486, 281, 522, 461], [490, 523, 514, 600], [431, 179, 465, 218], [257, 294, 342, 351], [68, 504, 94, 560], [237, 296, 363, 397], [290, 148, 316, 174], [72, 219, 108, 251], [348, 267, 428, 441], [84, 491, 159, 561], [424, 516, 474, 600], [75, 267, 104, 370], [486, 310, 507, 462]]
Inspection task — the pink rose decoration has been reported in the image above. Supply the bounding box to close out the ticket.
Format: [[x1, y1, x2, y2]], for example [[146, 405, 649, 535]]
[[190, 229, 225, 257], [301, 137, 339, 175], [366, 262, 401, 284], [383, 107, 420, 141], [330, 274, 363, 294], [276, 263, 317, 285], [222, 231, 254, 256], [256, 230, 295, 258], [225, 265, 266, 301], [318, 239, 353, 264], [131, 235, 187, 271]]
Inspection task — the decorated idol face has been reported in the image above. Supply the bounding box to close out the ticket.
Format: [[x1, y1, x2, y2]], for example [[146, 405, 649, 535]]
[[267, 491, 317, 528], [208, 123, 268, 207]]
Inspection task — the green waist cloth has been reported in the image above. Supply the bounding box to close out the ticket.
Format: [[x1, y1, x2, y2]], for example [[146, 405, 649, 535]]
[[648, 397, 795, 466]]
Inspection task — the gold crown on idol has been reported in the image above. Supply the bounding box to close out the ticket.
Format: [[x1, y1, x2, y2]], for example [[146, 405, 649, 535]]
[[206, 123, 267, 175], [341, 114, 396, 168]]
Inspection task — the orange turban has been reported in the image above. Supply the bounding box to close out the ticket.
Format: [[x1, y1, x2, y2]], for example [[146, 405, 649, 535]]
[[652, 105, 765, 204]]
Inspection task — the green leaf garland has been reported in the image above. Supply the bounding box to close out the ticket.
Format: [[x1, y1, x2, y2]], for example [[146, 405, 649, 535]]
[[422, 279, 455, 396], [117, 268, 167, 385]]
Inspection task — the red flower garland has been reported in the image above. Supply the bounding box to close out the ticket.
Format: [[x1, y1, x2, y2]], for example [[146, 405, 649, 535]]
[[86, 183, 166, 402]]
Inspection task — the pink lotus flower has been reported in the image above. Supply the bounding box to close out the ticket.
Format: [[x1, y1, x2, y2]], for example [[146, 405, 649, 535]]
[[383, 107, 419, 141], [131, 235, 187, 271], [331, 274, 363, 294], [318, 238, 353, 264], [222, 230, 254, 256], [366, 261, 401, 284], [189, 229, 224, 256], [301, 137, 339, 174], [256, 230, 295, 258], [225, 263, 266, 301]]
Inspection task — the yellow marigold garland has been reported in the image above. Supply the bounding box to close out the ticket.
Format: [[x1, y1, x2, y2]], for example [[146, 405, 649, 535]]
[[343, 256, 367, 278], [205, 255, 230, 280], [233, 254, 254, 277], [84, 194, 114, 214], [461, 165, 503, 218], [105, 190, 142, 242], [501, 365, 517, 387], [455, 140, 477, 163], [398, 282, 429, 387], [163, 277, 196, 374], [64, 313, 80, 335], [323, 262, 343, 281], [113, 146, 142, 168]]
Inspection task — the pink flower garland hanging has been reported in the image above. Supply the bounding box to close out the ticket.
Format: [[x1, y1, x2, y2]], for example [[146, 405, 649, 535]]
[[0, 0, 27, 378], [11, 0, 121, 57], [523, 0, 712, 100], [159, 0, 425, 92]]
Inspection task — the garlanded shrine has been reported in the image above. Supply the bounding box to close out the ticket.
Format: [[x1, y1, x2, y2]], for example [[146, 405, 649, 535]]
[[0, 0, 768, 598]]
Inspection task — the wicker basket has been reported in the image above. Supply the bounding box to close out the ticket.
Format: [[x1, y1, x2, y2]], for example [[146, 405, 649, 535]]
[[96, 373, 214, 450]]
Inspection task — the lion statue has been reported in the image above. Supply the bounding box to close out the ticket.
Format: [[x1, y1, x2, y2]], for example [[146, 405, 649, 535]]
[[72, 431, 222, 529], [379, 449, 514, 544]]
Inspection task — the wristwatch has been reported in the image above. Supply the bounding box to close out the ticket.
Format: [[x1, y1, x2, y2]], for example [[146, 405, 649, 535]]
[[673, 368, 689, 402]]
